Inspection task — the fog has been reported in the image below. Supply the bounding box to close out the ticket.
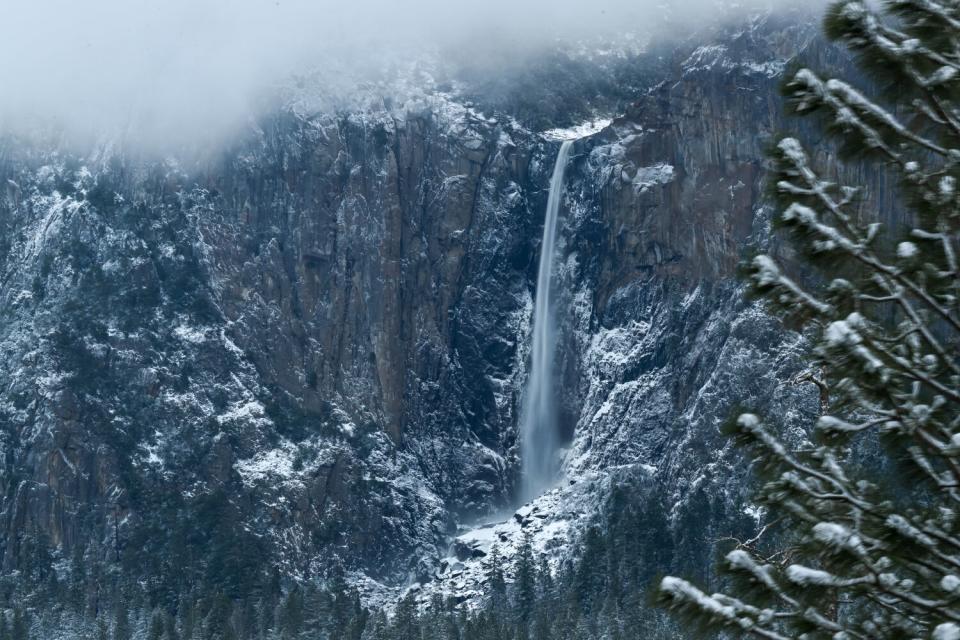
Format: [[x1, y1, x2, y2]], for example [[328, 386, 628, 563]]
[[0, 0, 818, 151]]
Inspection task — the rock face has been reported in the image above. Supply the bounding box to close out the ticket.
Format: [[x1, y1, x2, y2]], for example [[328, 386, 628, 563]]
[[0, 7, 848, 610], [406, 11, 835, 605], [0, 100, 549, 591]]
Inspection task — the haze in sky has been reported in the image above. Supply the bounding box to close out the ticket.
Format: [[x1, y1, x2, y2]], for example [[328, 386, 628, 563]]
[[0, 0, 818, 150]]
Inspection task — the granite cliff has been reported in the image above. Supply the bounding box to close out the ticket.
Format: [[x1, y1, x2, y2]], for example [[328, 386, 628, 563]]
[[0, 6, 856, 622]]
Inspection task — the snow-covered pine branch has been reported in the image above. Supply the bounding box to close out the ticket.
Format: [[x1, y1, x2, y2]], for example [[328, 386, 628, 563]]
[[659, 1, 960, 637]]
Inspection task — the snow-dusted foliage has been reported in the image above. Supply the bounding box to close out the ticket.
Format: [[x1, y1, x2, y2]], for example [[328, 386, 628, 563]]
[[659, 1, 960, 636]]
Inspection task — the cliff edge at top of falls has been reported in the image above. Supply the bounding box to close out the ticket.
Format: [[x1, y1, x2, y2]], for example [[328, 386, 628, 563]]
[[0, 6, 848, 611]]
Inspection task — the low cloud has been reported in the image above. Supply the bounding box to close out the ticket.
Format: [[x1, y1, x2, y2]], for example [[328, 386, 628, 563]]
[[0, 0, 820, 151]]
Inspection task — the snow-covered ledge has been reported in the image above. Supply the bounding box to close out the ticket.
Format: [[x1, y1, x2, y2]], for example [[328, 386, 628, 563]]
[[541, 117, 613, 141]]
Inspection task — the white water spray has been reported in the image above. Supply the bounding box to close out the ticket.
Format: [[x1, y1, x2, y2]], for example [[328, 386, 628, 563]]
[[520, 139, 574, 501]]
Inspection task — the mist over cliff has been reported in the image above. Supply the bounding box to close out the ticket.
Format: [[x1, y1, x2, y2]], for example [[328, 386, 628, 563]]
[[0, 0, 825, 151], [0, 1, 850, 638]]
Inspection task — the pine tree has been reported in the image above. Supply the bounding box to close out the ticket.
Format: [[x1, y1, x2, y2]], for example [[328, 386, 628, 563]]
[[236, 599, 257, 640], [347, 590, 368, 640], [434, 596, 460, 640], [659, 1, 960, 637], [298, 584, 321, 637], [203, 594, 236, 640], [94, 617, 109, 640], [113, 601, 132, 640], [327, 565, 356, 638], [148, 610, 165, 640], [363, 609, 388, 640], [619, 590, 645, 640], [531, 588, 554, 640], [69, 544, 87, 613], [86, 560, 104, 619], [10, 609, 27, 640], [179, 598, 197, 640], [392, 591, 419, 640], [277, 588, 303, 640], [258, 570, 281, 639], [163, 612, 181, 640], [419, 597, 445, 640], [572, 528, 605, 614], [514, 531, 536, 630], [487, 546, 507, 616]]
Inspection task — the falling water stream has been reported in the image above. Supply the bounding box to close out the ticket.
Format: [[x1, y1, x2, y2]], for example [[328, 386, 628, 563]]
[[520, 139, 574, 502]]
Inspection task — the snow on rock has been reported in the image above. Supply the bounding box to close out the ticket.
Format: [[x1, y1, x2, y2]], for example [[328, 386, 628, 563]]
[[217, 398, 272, 428], [681, 43, 787, 78], [896, 241, 918, 259], [941, 574, 960, 593], [785, 564, 836, 586], [235, 440, 302, 485], [541, 118, 613, 141], [629, 162, 675, 192], [404, 470, 632, 610], [173, 323, 208, 344], [935, 623, 960, 640]]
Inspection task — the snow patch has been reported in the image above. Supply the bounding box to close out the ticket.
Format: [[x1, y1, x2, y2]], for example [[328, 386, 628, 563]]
[[173, 324, 207, 344], [630, 162, 675, 192], [935, 624, 960, 640], [217, 399, 271, 427], [541, 118, 613, 141], [235, 440, 300, 485]]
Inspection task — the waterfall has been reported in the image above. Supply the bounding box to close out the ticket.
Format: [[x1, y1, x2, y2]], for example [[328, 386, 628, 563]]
[[520, 139, 574, 502]]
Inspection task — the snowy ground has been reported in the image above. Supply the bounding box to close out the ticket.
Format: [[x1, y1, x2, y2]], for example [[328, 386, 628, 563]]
[[392, 465, 644, 610]]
